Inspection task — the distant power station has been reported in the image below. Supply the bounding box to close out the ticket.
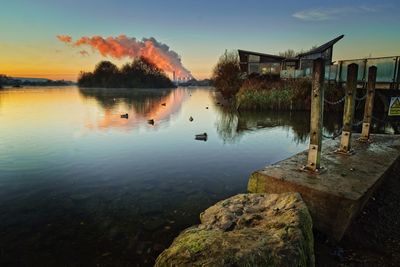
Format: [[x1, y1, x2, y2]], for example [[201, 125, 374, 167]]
[[172, 71, 191, 85]]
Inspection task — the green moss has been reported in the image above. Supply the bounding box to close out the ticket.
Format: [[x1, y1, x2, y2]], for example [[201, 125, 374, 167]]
[[155, 193, 315, 267], [168, 229, 220, 255], [247, 173, 260, 193]]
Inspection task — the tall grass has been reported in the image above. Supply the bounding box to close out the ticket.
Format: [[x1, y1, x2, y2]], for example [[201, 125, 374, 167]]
[[236, 79, 311, 110]]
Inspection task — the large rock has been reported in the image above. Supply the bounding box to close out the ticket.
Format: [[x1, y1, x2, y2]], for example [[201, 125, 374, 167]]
[[155, 193, 314, 267]]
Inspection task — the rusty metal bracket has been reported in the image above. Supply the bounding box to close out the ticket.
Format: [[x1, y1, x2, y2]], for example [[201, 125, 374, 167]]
[[300, 165, 327, 174], [357, 136, 374, 144], [334, 148, 356, 155]]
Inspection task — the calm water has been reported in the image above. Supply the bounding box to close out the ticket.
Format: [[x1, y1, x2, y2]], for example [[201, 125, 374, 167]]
[[0, 86, 397, 266]]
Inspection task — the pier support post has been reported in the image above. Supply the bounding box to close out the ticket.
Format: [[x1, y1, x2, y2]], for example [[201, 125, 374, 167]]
[[360, 66, 377, 142], [306, 58, 325, 171], [338, 63, 358, 153]]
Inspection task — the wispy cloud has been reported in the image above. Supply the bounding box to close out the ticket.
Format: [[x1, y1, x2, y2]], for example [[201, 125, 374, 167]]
[[293, 6, 380, 21], [56, 35, 72, 43], [79, 50, 89, 57]]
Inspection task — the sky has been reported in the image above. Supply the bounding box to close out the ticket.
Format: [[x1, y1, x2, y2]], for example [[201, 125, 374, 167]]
[[0, 0, 399, 80]]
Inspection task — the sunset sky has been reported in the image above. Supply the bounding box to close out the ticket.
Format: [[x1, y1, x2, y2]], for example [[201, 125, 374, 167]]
[[0, 0, 399, 80]]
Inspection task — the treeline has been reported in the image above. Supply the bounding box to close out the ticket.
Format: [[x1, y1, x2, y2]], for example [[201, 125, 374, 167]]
[[0, 74, 72, 87], [179, 78, 213, 87], [78, 57, 176, 89]]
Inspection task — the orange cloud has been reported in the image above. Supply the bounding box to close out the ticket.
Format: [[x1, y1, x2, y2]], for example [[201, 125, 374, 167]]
[[56, 35, 72, 43]]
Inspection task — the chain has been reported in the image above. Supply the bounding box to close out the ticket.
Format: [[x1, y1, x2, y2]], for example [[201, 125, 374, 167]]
[[355, 97, 363, 110], [324, 91, 366, 106], [355, 92, 368, 101], [322, 126, 344, 139], [322, 120, 363, 140], [353, 120, 364, 127], [324, 96, 345, 105]]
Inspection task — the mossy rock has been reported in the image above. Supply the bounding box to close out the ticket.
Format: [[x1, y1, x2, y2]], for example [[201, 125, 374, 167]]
[[155, 193, 314, 267]]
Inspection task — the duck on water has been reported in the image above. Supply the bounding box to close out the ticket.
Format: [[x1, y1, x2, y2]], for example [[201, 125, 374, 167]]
[[195, 133, 207, 141]]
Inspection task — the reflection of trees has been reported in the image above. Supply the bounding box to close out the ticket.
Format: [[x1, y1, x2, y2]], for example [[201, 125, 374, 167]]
[[243, 111, 311, 144], [215, 107, 351, 144], [215, 108, 310, 144], [215, 107, 239, 143], [216, 106, 400, 144], [79, 88, 174, 115]]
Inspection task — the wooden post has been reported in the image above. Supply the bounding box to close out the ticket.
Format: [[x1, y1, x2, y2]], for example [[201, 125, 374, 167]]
[[338, 61, 343, 83], [306, 58, 325, 171], [338, 63, 358, 153], [360, 66, 377, 141], [396, 57, 400, 90]]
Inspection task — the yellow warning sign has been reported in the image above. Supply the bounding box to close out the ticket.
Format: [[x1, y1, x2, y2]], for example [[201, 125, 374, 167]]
[[389, 97, 400, 116]]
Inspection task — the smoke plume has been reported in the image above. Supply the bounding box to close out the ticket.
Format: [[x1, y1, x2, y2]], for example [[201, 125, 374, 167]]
[[57, 34, 192, 79]]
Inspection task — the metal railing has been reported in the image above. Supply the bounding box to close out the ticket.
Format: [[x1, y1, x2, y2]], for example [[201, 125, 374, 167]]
[[281, 56, 400, 89]]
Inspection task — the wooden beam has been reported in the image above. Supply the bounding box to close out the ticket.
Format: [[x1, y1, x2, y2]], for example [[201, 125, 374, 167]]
[[306, 58, 325, 171], [338, 63, 358, 153], [360, 66, 377, 142]]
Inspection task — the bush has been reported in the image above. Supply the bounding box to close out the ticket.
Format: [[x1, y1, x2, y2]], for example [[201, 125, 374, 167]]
[[78, 57, 176, 89], [212, 51, 243, 97], [236, 79, 311, 110], [236, 78, 345, 111]]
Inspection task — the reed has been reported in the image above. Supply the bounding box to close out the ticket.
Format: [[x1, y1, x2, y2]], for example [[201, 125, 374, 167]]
[[236, 79, 312, 110]]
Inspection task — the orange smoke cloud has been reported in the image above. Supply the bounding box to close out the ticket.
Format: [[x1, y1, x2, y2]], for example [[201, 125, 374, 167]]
[[56, 35, 72, 43], [57, 34, 192, 79]]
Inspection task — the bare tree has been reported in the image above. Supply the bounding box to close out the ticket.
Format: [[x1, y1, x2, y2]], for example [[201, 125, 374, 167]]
[[279, 45, 319, 58]]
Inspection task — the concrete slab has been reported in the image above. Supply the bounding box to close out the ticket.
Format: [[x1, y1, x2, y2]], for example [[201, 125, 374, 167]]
[[248, 134, 400, 241]]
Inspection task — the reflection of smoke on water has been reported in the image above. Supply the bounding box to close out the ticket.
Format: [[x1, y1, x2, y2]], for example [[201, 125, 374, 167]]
[[78, 88, 190, 131]]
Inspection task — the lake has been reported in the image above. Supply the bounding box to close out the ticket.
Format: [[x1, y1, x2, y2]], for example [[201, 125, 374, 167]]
[[0, 86, 396, 266]]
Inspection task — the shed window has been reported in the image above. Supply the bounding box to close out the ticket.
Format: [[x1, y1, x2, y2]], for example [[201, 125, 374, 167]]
[[260, 63, 281, 74], [248, 63, 260, 74], [248, 55, 260, 63]]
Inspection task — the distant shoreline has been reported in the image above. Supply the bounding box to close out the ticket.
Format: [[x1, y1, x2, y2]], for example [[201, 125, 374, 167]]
[[0, 75, 74, 87]]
